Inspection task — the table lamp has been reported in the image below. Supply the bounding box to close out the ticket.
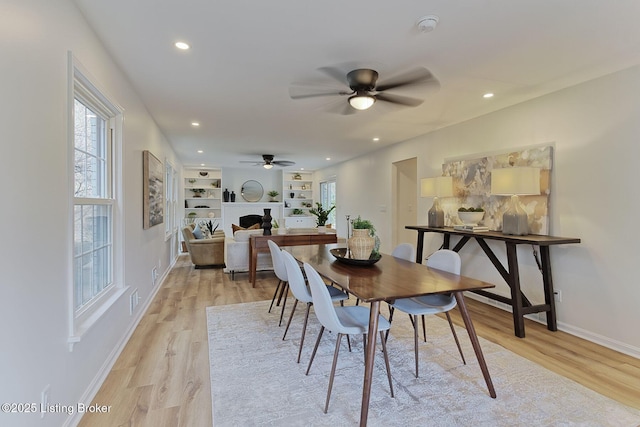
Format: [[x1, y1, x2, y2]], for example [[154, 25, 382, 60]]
[[491, 167, 540, 235], [421, 176, 453, 228]]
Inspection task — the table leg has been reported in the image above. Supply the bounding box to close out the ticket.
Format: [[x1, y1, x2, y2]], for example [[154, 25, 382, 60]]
[[540, 246, 558, 331], [249, 246, 257, 287], [505, 243, 525, 338], [454, 292, 496, 398], [360, 300, 380, 427], [415, 231, 425, 263]]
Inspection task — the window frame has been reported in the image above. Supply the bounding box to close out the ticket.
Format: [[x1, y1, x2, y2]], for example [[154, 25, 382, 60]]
[[68, 54, 126, 349]]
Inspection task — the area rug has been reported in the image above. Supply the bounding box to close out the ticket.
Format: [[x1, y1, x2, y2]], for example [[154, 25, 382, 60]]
[[207, 301, 640, 426]]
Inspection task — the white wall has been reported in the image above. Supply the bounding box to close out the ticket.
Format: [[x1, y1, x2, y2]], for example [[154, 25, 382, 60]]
[[316, 65, 640, 357], [0, 1, 181, 426]]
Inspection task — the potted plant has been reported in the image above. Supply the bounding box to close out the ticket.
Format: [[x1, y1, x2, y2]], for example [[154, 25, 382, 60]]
[[191, 188, 206, 198], [309, 202, 335, 230], [272, 219, 285, 234], [188, 178, 196, 185], [268, 190, 279, 202], [457, 206, 485, 225], [349, 216, 376, 260]]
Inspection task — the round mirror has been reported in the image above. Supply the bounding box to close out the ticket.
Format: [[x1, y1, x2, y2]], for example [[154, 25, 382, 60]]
[[240, 180, 263, 202]]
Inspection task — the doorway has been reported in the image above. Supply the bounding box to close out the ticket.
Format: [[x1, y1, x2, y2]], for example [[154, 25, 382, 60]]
[[392, 158, 418, 249]]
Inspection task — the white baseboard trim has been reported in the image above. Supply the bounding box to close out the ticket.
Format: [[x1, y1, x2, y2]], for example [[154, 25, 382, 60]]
[[63, 256, 177, 427], [465, 292, 640, 359]]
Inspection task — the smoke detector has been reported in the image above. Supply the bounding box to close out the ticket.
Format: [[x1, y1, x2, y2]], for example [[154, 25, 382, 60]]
[[417, 15, 439, 33]]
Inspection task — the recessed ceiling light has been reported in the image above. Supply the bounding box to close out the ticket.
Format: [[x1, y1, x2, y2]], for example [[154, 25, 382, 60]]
[[326, 157, 331, 161], [483, 93, 494, 99], [200, 163, 205, 166], [191, 122, 200, 127], [372, 137, 380, 142], [197, 150, 203, 154], [175, 41, 190, 50]]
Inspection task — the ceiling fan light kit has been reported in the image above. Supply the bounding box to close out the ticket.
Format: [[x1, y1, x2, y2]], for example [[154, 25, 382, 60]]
[[349, 92, 376, 110]]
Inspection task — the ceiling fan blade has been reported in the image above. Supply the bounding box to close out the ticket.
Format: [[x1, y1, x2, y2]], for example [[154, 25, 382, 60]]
[[317, 66, 350, 85], [375, 67, 439, 92], [289, 86, 349, 100], [272, 160, 296, 167], [375, 93, 424, 107]]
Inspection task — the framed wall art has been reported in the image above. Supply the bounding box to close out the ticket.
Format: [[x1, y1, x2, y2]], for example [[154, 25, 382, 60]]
[[143, 150, 164, 229]]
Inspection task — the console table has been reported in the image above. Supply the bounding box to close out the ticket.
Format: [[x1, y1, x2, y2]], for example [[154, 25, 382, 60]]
[[406, 226, 580, 338], [249, 231, 337, 287]]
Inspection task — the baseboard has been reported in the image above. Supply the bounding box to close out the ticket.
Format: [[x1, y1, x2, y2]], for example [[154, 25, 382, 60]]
[[63, 256, 176, 427], [465, 293, 640, 359]]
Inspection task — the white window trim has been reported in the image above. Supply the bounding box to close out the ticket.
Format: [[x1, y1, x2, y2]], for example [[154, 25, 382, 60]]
[[67, 52, 127, 351]]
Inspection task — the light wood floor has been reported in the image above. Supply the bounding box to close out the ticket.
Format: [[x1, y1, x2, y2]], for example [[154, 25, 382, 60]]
[[78, 255, 640, 426]]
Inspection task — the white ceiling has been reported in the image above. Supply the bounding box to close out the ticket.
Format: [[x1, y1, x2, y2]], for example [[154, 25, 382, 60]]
[[74, 0, 640, 171]]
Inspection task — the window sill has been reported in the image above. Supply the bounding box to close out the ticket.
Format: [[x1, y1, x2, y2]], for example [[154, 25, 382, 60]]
[[68, 285, 129, 351]]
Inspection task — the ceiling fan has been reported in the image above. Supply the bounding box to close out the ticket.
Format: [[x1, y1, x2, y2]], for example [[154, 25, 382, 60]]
[[289, 66, 439, 114], [240, 154, 296, 169]]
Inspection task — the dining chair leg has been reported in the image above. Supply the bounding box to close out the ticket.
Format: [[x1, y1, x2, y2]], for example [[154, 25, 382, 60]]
[[282, 299, 298, 340], [324, 333, 343, 414], [268, 280, 283, 313], [446, 311, 466, 365], [306, 326, 325, 375], [385, 306, 395, 342], [421, 315, 427, 342], [278, 283, 289, 327], [297, 303, 312, 363], [379, 331, 394, 398], [275, 280, 288, 306], [413, 314, 420, 378]]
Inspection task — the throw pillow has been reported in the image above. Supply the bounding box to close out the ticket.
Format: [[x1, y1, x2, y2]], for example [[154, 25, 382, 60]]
[[231, 224, 244, 234], [248, 223, 261, 230], [192, 224, 204, 239]]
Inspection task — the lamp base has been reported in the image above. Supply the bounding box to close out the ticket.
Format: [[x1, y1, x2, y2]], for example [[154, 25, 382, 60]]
[[427, 198, 445, 228], [502, 195, 529, 235]]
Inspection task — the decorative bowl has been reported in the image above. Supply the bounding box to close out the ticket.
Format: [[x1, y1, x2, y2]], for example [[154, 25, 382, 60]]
[[458, 211, 485, 225], [330, 248, 381, 266]]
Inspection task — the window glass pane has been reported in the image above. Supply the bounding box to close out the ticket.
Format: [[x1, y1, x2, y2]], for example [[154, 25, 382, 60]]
[[74, 98, 107, 199]]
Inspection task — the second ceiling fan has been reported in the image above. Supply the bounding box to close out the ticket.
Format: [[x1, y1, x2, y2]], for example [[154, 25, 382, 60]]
[[289, 66, 439, 114]]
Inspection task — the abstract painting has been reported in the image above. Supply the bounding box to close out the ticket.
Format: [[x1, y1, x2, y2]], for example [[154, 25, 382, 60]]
[[143, 150, 164, 229]]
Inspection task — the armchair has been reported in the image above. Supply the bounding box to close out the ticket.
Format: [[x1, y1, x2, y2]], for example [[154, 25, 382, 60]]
[[182, 224, 225, 268]]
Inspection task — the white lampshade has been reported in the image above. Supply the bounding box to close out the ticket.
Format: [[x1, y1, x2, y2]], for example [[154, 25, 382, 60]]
[[491, 167, 540, 196], [420, 176, 453, 197], [348, 94, 375, 110]]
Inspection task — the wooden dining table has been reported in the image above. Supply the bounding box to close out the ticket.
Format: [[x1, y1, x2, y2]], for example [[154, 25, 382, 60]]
[[287, 243, 497, 427]]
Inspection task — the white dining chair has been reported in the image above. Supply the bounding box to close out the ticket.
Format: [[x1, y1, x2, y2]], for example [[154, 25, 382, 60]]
[[388, 249, 466, 378], [267, 240, 289, 326], [280, 250, 348, 363], [391, 242, 415, 262], [303, 262, 394, 414]]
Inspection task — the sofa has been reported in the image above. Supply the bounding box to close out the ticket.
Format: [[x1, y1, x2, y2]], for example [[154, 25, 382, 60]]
[[224, 228, 274, 279], [182, 224, 225, 268]]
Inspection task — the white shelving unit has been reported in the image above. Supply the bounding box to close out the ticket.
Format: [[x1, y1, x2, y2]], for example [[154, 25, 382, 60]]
[[184, 169, 222, 221], [283, 171, 316, 228]]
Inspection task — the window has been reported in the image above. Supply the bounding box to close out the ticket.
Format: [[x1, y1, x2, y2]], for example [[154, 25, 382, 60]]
[[319, 179, 337, 226], [165, 161, 177, 239], [70, 56, 124, 345]]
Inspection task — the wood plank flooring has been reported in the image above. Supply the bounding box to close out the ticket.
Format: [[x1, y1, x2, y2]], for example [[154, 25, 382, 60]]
[[78, 255, 640, 426]]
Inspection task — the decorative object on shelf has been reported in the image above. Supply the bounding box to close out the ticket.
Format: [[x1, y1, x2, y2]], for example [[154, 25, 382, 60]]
[[421, 176, 453, 228], [491, 167, 540, 236], [188, 212, 197, 218], [330, 248, 381, 266], [457, 207, 485, 225], [211, 182, 218, 188], [199, 171, 209, 177], [309, 202, 335, 227], [241, 179, 263, 202], [223, 188, 230, 202], [142, 150, 164, 229], [194, 205, 210, 209], [191, 188, 206, 198], [208, 212, 216, 218], [268, 190, 279, 202], [292, 208, 305, 215], [293, 173, 302, 180], [188, 178, 196, 184], [262, 208, 273, 235], [289, 192, 295, 198], [349, 216, 376, 260], [230, 191, 236, 202]]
